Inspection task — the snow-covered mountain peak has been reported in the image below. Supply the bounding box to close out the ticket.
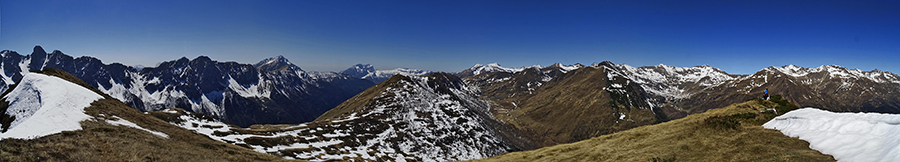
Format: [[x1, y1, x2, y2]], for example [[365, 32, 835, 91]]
[[352, 64, 375, 71], [341, 64, 431, 83], [457, 62, 547, 78], [766, 64, 818, 77], [607, 63, 737, 99], [254, 55, 301, 72], [340, 64, 376, 78], [364, 67, 429, 79], [0, 72, 104, 139], [764, 64, 900, 84], [590, 61, 618, 69], [547, 63, 584, 73], [616, 64, 734, 81], [256, 55, 288, 65], [465, 62, 528, 76]]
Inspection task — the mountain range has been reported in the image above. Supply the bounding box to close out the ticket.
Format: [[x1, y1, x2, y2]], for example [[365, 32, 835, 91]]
[[466, 61, 900, 146], [2, 45, 899, 161], [1, 46, 374, 127], [0, 69, 289, 161]]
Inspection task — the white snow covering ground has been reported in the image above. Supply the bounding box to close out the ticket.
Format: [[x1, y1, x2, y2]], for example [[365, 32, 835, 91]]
[[763, 108, 900, 162], [1, 73, 104, 139]]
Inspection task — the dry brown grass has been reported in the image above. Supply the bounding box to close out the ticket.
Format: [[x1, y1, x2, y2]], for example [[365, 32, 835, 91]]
[[479, 67, 662, 147], [471, 100, 835, 162], [0, 68, 299, 161]]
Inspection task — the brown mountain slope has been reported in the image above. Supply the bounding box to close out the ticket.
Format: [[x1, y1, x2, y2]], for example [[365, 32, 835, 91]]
[[467, 63, 900, 150], [0, 68, 292, 161], [471, 98, 834, 162], [675, 66, 900, 116], [467, 66, 665, 147]]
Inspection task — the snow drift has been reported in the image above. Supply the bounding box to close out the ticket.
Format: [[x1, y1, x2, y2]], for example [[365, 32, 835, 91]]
[[763, 108, 900, 162], [1, 73, 104, 139]]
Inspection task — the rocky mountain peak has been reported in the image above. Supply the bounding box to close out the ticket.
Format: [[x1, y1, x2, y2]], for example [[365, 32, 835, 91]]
[[340, 64, 376, 78], [28, 45, 50, 71], [456, 62, 530, 78], [763, 64, 900, 84], [591, 61, 617, 70], [254, 55, 300, 72], [191, 56, 213, 63], [340, 64, 431, 84], [32, 45, 47, 56]]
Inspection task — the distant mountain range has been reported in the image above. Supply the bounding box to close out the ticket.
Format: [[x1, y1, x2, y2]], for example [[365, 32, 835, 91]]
[[466, 61, 900, 147], [455, 63, 545, 78], [157, 73, 520, 161], [340, 63, 432, 83], [0, 69, 284, 161], [2, 45, 899, 161], [1, 46, 374, 127]]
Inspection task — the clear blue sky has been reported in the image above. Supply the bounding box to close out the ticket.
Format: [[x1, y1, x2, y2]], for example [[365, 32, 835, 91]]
[[2, 0, 898, 74]]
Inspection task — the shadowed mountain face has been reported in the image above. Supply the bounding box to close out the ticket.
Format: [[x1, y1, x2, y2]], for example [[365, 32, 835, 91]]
[[0, 46, 374, 127]]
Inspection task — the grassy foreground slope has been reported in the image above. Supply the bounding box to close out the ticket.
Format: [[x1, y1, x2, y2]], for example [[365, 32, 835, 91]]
[[0, 69, 292, 161], [472, 96, 834, 162]]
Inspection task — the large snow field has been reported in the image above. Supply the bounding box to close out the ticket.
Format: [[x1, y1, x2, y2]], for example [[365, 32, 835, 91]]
[[1, 73, 104, 139], [764, 108, 900, 162]]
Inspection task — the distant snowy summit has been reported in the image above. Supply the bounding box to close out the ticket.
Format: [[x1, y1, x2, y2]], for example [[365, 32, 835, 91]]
[[254, 55, 302, 72], [340, 64, 431, 83], [766, 64, 900, 84], [455, 63, 544, 78]]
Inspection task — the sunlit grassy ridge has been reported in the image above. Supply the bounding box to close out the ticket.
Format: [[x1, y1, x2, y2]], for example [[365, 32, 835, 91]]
[[472, 96, 834, 162]]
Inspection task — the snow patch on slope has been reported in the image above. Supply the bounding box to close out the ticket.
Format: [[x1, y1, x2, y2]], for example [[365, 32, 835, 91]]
[[104, 115, 169, 138], [227, 76, 270, 98], [1, 73, 104, 139], [763, 108, 900, 162]]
